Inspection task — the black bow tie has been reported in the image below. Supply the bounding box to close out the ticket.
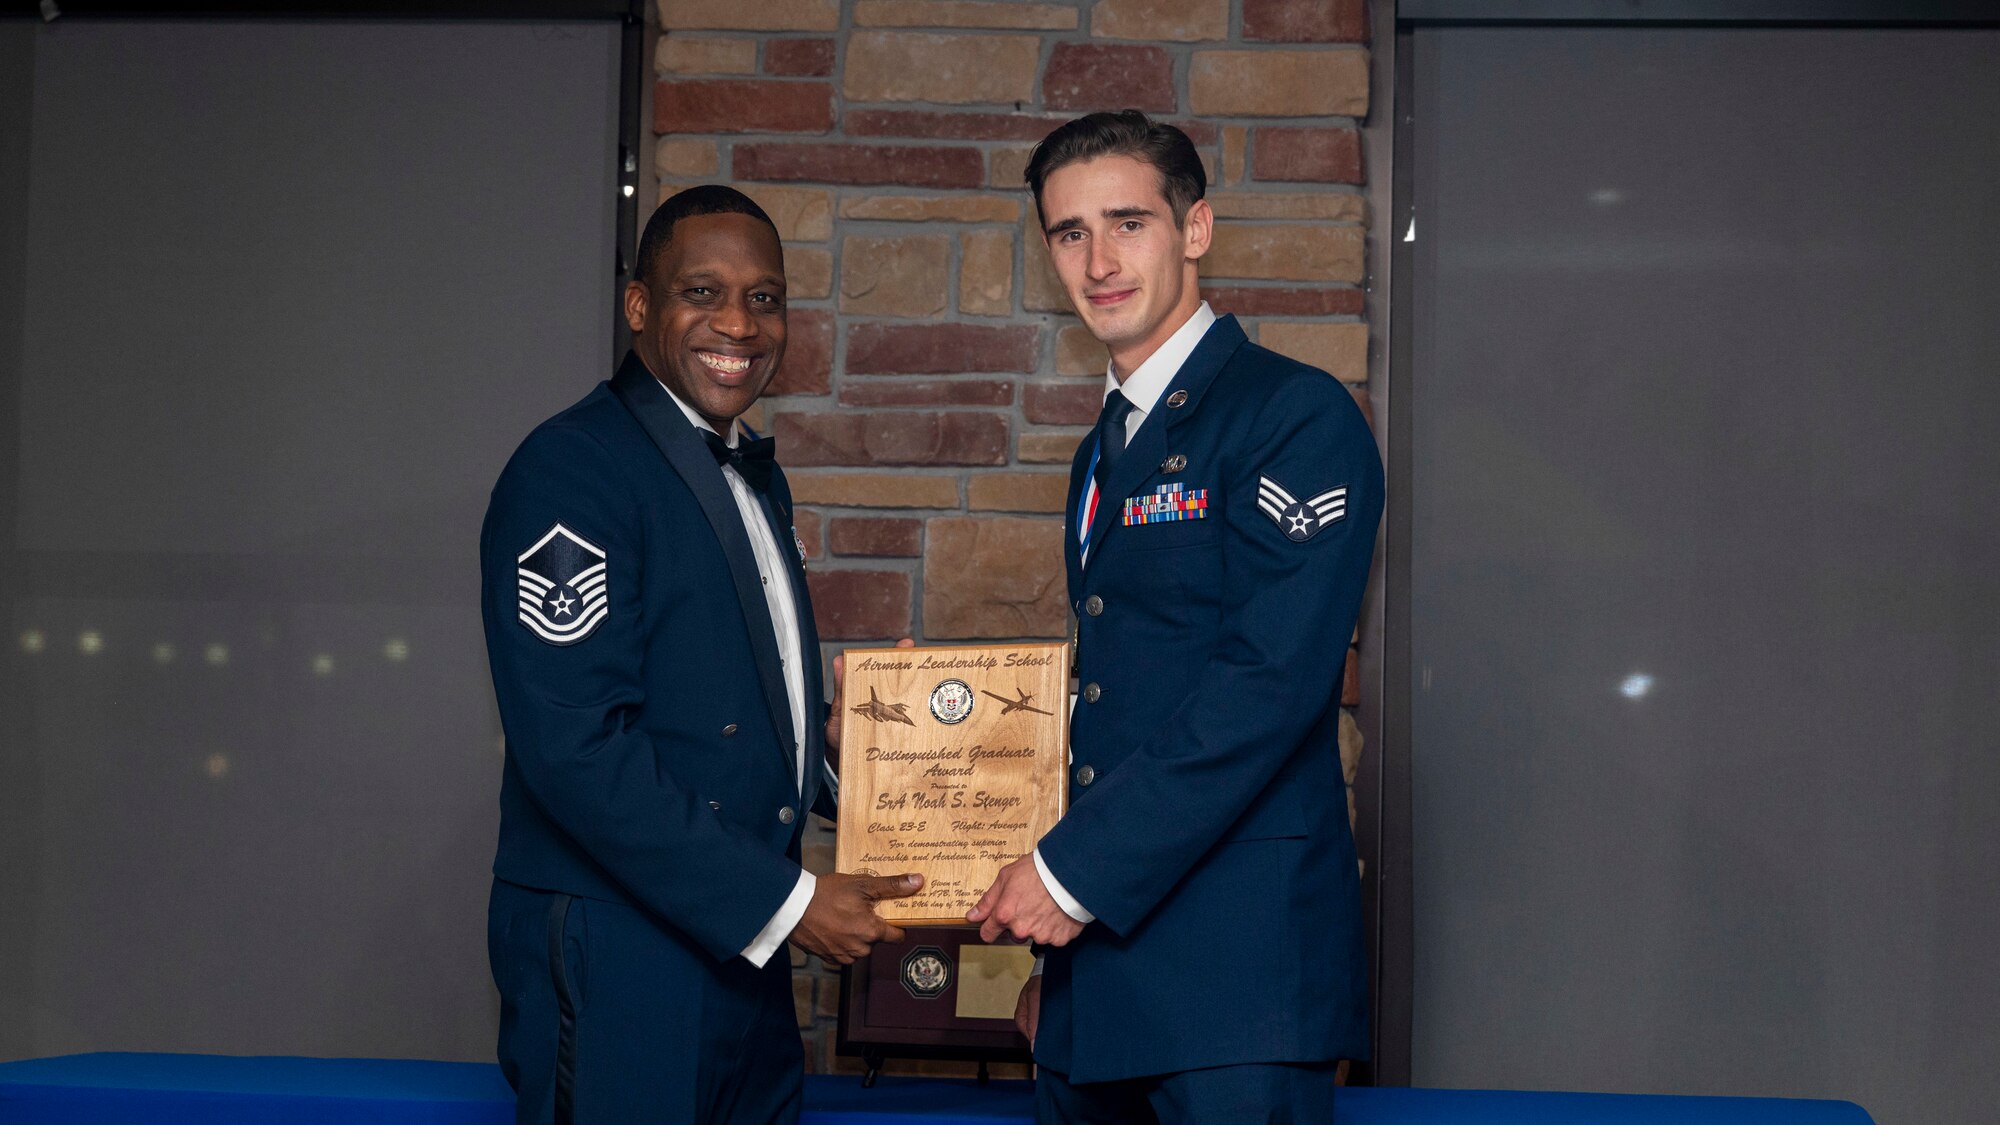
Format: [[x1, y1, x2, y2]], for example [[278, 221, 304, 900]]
[[703, 429, 777, 494]]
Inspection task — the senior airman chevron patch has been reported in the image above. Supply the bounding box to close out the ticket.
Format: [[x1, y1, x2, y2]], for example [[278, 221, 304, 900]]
[[1256, 476, 1347, 542]]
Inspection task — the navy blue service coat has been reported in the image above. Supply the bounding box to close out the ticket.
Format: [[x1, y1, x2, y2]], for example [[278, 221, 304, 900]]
[[480, 353, 831, 1120], [1034, 315, 1382, 1085]]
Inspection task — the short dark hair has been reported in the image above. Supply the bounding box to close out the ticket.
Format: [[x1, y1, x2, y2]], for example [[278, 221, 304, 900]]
[[1024, 110, 1206, 228], [634, 184, 779, 287]]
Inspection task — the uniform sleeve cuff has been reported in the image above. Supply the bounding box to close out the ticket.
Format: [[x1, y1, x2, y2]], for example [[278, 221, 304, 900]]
[[1033, 848, 1094, 924], [741, 869, 815, 967]]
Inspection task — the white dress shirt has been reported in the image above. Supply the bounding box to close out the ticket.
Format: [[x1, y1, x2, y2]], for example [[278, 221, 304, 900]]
[[1033, 301, 1218, 930], [660, 384, 816, 968]]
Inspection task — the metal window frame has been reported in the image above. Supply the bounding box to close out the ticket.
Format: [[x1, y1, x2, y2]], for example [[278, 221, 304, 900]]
[[1364, 0, 2000, 1087], [5, 0, 649, 362]]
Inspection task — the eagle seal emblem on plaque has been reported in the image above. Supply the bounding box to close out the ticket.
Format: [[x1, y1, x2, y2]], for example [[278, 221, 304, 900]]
[[928, 679, 974, 724], [900, 947, 951, 999]]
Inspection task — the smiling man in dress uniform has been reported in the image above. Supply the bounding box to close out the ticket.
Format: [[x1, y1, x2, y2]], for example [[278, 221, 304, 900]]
[[481, 185, 920, 1125], [966, 112, 1383, 1123]]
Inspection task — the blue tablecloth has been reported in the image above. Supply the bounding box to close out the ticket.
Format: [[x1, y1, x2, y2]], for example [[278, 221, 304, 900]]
[[0, 1053, 1873, 1124]]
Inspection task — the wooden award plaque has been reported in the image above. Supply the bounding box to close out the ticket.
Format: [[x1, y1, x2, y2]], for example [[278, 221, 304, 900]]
[[835, 642, 1071, 926]]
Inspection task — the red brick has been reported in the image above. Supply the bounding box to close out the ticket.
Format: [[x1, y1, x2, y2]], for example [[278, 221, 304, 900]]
[[846, 323, 1041, 375], [1202, 285, 1364, 317], [841, 109, 1218, 146], [793, 507, 823, 559], [847, 109, 1074, 142], [807, 569, 912, 640], [1043, 44, 1176, 114], [828, 517, 923, 557], [769, 309, 832, 396], [838, 379, 1014, 407], [775, 412, 1009, 466], [735, 143, 985, 188], [1252, 127, 1363, 184], [1244, 0, 1369, 43], [654, 80, 834, 135], [765, 38, 835, 76], [1022, 382, 1102, 426]]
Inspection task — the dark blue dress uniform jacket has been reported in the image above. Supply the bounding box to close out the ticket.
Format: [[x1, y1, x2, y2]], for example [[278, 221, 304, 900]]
[[481, 353, 832, 968], [1034, 315, 1382, 1084]]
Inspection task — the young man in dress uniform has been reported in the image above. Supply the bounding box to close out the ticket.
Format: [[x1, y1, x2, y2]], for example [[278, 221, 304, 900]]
[[481, 185, 921, 1124], [967, 112, 1383, 1123]]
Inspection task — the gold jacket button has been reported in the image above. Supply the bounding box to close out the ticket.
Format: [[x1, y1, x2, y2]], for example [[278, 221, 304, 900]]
[[1082, 682, 1102, 703], [778, 807, 796, 825]]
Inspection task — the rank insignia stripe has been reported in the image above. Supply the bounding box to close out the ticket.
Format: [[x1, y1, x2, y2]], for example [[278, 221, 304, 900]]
[[516, 522, 611, 645], [1255, 476, 1347, 542], [1122, 482, 1210, 527]]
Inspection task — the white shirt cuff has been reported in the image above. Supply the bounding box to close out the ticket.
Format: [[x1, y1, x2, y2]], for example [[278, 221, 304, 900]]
[[1033, 847, 1094, 924], [740, 869, 815, 967]]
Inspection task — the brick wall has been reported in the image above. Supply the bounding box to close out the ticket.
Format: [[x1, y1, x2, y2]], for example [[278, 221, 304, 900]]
[[652, 0, 1374, 1077]]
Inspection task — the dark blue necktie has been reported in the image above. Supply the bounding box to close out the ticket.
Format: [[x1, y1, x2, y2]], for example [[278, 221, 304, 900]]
[[1093, 390, 1136, 490]]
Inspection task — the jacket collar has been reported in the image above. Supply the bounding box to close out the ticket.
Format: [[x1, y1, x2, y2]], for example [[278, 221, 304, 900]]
[[609, 352, 801, 787], [1064, 315, 1247, 598]]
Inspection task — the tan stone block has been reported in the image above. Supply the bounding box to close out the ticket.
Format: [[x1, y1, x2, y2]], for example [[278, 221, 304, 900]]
[[1189, 49, 1370, 117], [1223, 125, 1247, 185], [655, 137, 719, 179], [840, 235, 951, 317], [1202, 223, 1364, 283], [1023, 234, 1073, 313], [1092, 0, 1227, 42], [1055, 325, 1108, 376], [1207, 191, 1367, 223], [855, 0, 1078, 29], [844, 32, 1041, 106], [1258, 320, 1368, 383], [659, 0, 838, 31], [989, 145, 1036, 190], [968, 473, 1069, 513], [1338, 708, 1363, 786], [740, 184, 833, 241], [789, 473, 960, 509], [923, 517, 1068, 638], [1017, 431, 1085, 464], [840, 194, 1022, 223], [657, 35, 758, 75], [958, 230, 1013, 316], [786, 245, 833, 299]]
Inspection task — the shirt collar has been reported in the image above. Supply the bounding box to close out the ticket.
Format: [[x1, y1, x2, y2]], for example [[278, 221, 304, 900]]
[[656, 378, 738, 448], [1104, 301, 1216, 415]]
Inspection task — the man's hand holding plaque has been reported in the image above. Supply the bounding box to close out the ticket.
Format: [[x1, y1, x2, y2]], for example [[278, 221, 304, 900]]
[[833, 642, 1072, 925], [966, 854, 1085, 946]]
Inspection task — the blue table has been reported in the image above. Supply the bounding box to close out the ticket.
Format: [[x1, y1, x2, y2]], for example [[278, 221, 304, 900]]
[[0, 1053, 1874, 1124]]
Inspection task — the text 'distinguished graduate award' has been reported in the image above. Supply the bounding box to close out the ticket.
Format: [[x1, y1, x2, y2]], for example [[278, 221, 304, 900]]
[[835, 642, 1071, 926]]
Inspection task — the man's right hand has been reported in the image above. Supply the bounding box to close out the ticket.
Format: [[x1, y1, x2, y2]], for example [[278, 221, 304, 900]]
[[1014, 974, 1041, 1045], [790, 872, 924, 967]]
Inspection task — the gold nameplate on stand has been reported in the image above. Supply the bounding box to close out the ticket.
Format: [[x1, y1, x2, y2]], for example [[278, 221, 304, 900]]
[[836, 642, 1071, 926]]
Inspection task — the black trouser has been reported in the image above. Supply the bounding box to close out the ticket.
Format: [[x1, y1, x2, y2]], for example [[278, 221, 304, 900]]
[[488, 879, 802, 1125]]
